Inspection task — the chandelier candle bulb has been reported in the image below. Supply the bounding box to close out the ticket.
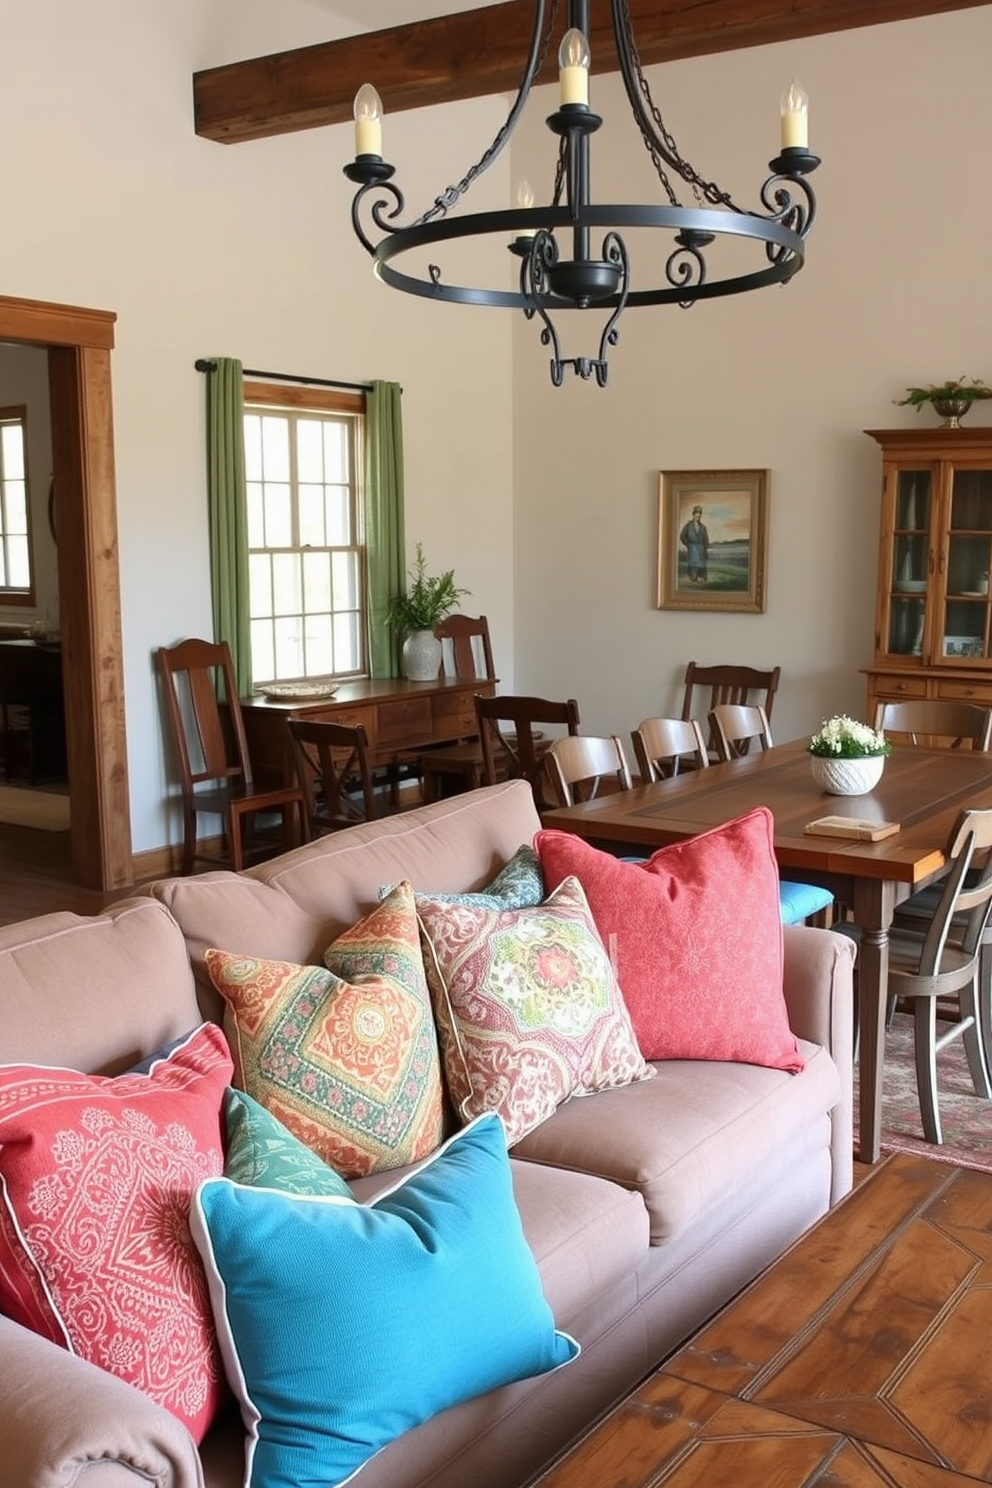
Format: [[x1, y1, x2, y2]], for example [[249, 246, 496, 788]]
[[558, 27, 590, 106], [353, 83, 383, 157], [780, 79, 809, 149], [515, 179, 538, 238]]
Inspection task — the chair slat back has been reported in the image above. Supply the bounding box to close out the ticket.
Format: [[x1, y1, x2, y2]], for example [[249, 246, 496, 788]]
[[632, 717, 708, 782], [545, 735, 632, 807], [873, 699, 992, 751], [434, 614, 496, 682], [157, 638, 253, 791], [476, 694, 580, 811], [708, 703, 773, 761]]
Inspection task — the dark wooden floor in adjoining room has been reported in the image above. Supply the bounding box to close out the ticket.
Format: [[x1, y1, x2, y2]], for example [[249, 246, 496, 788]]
[[0, 823, 132, 927]]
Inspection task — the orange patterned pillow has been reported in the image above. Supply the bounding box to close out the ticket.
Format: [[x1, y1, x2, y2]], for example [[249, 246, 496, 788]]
[[205, 881, 444, 1179]]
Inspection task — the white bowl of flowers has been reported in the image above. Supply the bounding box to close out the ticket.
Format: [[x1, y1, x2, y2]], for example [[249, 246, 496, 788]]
[[808, 715, 891, 796]]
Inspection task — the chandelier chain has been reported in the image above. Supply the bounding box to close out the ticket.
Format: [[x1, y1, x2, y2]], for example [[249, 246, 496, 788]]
[[414, 0, 561, 228], [615, 0, 741, 213]]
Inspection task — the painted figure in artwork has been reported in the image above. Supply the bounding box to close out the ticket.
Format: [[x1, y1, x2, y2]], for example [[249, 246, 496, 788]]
[[679, 504, 710, 583]]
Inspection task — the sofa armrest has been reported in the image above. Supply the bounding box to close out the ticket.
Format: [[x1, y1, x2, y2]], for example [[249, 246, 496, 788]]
[[0, 1315, 203, 1488], [782, 924, 856, 1206]]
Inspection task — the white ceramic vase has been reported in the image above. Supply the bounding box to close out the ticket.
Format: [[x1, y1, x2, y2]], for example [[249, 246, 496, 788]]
[[810, 754, 885, 797], [401, 628, 442, 681]]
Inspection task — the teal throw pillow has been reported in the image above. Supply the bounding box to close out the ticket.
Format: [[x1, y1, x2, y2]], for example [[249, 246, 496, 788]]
[[223, 1087, 352, 1198], [380, 843, 545, 912], [190, 1112, 578, 1488]]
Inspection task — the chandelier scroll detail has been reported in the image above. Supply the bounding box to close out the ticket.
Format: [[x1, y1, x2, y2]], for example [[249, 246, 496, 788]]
[[344, 0, 820, 389]]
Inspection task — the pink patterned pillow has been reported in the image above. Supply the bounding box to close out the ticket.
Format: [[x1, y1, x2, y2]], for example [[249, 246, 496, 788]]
[[534, 809, 803, 1072], [205, 880, 445, 1179], [0, 1022, 232, 1441], [416, 876, 654, 1146]]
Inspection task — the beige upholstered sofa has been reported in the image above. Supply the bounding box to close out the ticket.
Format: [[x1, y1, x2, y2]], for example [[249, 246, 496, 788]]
[[0, 780, 854, 1488]]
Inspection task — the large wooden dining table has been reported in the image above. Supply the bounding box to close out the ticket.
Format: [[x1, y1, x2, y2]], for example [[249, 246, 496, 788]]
[[541, 737, 992, 1164]]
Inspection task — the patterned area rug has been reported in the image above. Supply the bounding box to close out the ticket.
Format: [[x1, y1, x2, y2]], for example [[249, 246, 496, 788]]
[[853, 1010, 992, 1172]]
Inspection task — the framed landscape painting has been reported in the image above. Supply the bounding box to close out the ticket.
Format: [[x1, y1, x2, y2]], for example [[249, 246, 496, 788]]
[[656, 469, 769, 613]]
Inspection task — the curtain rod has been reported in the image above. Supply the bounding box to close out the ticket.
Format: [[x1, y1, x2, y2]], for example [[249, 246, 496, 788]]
[[193, 359, 371, 393]]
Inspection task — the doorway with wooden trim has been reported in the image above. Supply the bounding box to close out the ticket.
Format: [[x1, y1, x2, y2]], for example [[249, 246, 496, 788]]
[[0, 295, 132, 892]]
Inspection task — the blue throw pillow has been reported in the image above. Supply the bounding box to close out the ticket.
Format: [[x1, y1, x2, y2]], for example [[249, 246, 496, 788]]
[[190, 1112, 578, 1488]]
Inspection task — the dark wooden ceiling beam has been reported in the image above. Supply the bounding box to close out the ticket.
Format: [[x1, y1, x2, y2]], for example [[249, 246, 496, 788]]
[[193, 0, 990, 144]]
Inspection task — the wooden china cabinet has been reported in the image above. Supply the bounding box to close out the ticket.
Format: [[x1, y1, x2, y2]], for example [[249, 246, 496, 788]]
[[864, 426, 992, 718]]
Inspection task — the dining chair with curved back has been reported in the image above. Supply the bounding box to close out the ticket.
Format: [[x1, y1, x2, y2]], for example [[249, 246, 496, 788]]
[[156, 638, 308, 875], [836, 806, 992, 1144], [545, 735, 632, 807], [287, 717, 379, 835], [708, 703, 773, 761], [631, 717, 708, 781], [681, 661, 781, 761], [873, 699, 992, 751], [476, 694, 581, 812]]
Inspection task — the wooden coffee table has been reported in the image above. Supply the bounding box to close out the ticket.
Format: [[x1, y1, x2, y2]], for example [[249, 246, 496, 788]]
[[533, 1154, 992, 1487]]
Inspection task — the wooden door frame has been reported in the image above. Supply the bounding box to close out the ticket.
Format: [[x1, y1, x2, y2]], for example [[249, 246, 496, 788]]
[[0, 294, 131, 891]]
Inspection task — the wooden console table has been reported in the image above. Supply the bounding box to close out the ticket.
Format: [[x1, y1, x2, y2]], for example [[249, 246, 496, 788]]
[[535, 1153, 992, 1486], [239, 675, 496, 787]]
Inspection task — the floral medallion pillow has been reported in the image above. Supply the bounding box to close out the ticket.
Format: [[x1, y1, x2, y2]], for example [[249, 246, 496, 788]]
[[416, 876, 653, 1146], [0, 1022, 233, 1442], [205, 881, 445, 1179]]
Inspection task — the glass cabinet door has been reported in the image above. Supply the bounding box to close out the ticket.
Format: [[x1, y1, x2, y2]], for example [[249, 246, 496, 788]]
[[943, 466, 992, 661], [888, 468, 930, 655]]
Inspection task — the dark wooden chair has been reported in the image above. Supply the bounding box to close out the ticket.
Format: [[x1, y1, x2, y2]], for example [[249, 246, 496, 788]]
[[156, 638, 308, 874], [418, 614, 498, 801], [681, 661, 781, 761], [477, 694, 580, 813], [287, 717, 379, 835]]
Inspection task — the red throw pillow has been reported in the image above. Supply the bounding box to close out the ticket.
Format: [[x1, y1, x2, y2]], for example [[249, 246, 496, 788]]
[[0, 1022, 233, 1441], [534, 808, 803, 1072]]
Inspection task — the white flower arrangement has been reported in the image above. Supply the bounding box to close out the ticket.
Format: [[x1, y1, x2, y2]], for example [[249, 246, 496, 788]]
[[808, 714, 891, 759]]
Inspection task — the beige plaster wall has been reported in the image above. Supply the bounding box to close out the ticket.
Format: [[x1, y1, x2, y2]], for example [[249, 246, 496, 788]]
[[510, 7, 992, 748]]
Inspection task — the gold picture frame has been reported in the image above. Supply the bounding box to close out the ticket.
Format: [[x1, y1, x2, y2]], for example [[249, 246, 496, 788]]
[[657, 469, 769, 613]]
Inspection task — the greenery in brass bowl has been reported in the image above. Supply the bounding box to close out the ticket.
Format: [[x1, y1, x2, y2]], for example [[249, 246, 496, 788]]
[[386, 541, 470, 632], [895, 376, 992, 411], [808, 715, 891, 759]]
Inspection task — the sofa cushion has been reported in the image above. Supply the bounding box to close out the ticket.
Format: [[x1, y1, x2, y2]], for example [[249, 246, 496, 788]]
[[190, 1112, 579, 1488], [149, 781, 544, 1020], [0, 1022, 232, 1441], [512, 1037, 841, 1244], [206, 881, 444, 1180], [223, 1087, 352, 1198], [416, 876, 653, 1147], [535, 809, 804, 1073]]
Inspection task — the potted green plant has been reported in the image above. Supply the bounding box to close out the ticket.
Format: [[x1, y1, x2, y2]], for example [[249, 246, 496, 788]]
[[387, 542, 470, 680], [808, 714, 891, 796], [895, 377, 992, 428]]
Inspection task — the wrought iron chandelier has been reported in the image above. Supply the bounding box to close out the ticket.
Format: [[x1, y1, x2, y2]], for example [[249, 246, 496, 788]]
[[344, 0, 820, 388]]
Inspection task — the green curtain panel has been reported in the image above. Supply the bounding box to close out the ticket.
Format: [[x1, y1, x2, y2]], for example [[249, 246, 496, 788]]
[[365, 381, 405, 678], [205, 356, 252, 699]]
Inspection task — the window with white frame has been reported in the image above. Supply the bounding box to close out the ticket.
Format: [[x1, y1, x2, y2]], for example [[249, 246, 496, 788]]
[[244, 384, 366, 686], [0, 407, 34, 604]]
